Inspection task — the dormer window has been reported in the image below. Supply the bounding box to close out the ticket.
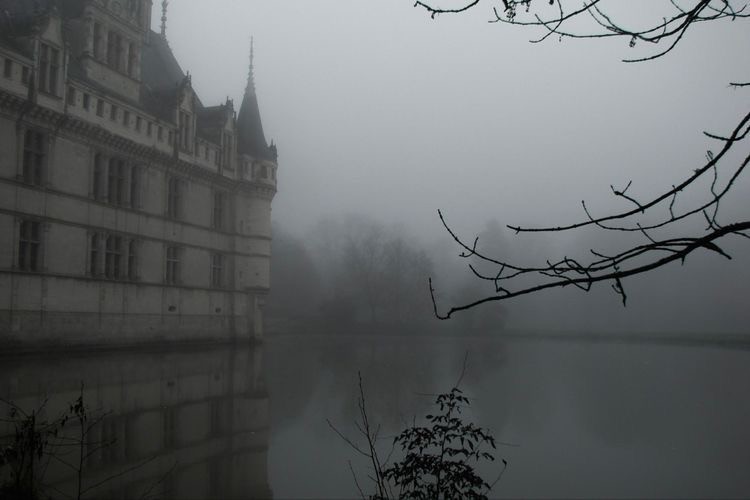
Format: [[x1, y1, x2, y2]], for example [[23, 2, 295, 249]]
[[127, 43, 138, 77], [38, 43, 60, 96], [106, 32, 116, 67], [107, 31, 125, 73], [93, 23, 103, 60]]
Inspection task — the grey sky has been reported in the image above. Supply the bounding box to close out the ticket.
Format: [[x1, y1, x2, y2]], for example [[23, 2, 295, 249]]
[[158, 1, 747, 236], [156, 1, 750, 332]]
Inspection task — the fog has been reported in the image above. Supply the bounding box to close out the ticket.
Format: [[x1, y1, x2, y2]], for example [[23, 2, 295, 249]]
[[3, 3, 750, 499], [156, 1, 750, 335]]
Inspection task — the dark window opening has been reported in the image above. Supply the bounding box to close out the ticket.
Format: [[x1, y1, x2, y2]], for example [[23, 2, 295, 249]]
[[93, 153, 105, 200], [89, 233, 100, 276], [129, 166, 140, 207], [39, 43, 60, 95], [166, 176, 182, 219], [107, 158, 127, 205], [105, 235, 122, 279], [212, 191, 225, 230], [127, 240, 138, 281], [211, 253, 224, 288], [166, 246, 180, 285], [22, 130, 46, 185], [18, 220, 41, 271]]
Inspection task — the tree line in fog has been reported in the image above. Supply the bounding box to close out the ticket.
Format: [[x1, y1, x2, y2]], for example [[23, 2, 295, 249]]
[[267, 214, 509, 333]]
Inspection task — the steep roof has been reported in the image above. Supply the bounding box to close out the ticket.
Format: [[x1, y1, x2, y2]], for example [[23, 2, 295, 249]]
[[237, 46, 275, 161], [141, 31, 185, 92], [0, 0, 54, 56]]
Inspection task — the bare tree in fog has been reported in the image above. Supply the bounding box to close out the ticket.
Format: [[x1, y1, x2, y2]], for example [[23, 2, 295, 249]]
[[413, 0, 750, 318], [314, 215, 435, 326]]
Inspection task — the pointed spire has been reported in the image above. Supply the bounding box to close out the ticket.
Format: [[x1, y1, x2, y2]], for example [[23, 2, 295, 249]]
[[246, 36, 256, 95], [160, 0, 169, 38], [238, 37, 274, 161]]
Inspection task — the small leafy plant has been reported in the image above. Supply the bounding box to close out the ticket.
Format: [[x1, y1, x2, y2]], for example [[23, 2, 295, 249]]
[[329, 373, 507, 500], [382, 387, 501, 499]]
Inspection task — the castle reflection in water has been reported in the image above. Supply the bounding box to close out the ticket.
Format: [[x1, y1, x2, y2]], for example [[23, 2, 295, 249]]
[[0, 345, 271, 499]]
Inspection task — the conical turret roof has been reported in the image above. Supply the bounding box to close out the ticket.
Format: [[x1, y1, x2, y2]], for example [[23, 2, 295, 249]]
[[237, 39, 275, 161]]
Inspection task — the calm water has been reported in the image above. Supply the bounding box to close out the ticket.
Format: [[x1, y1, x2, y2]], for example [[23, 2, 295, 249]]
[[2, 334, 749, 498]]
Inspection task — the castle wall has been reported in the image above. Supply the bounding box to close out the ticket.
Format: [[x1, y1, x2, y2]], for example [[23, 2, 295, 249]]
[[0, 14, 277, 347]]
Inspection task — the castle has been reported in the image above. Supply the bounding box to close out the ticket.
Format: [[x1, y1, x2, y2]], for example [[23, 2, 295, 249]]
[[0, 0, 278, 345]]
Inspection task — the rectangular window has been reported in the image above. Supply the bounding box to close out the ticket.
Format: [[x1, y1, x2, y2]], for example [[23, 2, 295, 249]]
[[93, 22, 103, 60], [110, 104, 117, 121], [204, 144, 209, 160], [39, 43, 60, 95], [107, 158, 126, 205], [18, 220, 41, 271], [3, 58, 12, 78], [127, 42, 137, 77], [22, 130, 46, 185], [96, 98, 104, 117], [122, 110, 130, 126], [21, 66, 29, 84], [127, 240, 138, 281], [115, 34, 124, 72], [135, 116, 142, 132], [83, 93, 91, 110], [212, 191, 225, 230], [67, 86, 76, 104], [166, 176, 182, 219], [93, 153, 105, 200], [165, 246, 180, 285], [129, 166, 140, 207], [211, 253, 224, 288], [89, 233, 100, 276], [147, 122, 152, 137], [158, 126, 164, 142], [105, 235, 122, 279], [107, 31, 117, 67]]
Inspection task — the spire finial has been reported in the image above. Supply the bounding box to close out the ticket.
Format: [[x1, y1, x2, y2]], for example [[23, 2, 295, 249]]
[[246, 36, 256, 94], [160, 0, 169, 38]]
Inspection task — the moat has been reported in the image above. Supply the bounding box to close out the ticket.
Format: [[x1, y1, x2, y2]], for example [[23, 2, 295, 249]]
[[2, 333, 749, 498]]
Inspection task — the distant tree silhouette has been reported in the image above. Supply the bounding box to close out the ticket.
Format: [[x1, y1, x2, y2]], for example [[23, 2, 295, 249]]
[[415, 0, 750, 318], [314, 214, 435, 325]]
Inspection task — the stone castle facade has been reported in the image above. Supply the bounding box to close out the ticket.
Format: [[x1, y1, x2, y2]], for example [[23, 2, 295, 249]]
[[0, 0, 278, 345]]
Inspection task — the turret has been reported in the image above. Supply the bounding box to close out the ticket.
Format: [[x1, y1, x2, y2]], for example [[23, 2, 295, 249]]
[[237, 38, 276, 163]]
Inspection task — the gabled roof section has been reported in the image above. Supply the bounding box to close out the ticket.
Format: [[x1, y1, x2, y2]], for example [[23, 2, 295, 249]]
[[237, 40, 275, 162], [137, 31, 189, 123]]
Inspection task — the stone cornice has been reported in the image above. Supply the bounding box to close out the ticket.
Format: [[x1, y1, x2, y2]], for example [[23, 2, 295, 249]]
[[0, 89, 278, 201]]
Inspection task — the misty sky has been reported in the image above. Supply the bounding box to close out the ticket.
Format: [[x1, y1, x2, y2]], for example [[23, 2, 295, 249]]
[[154, 1, 750, 332]]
